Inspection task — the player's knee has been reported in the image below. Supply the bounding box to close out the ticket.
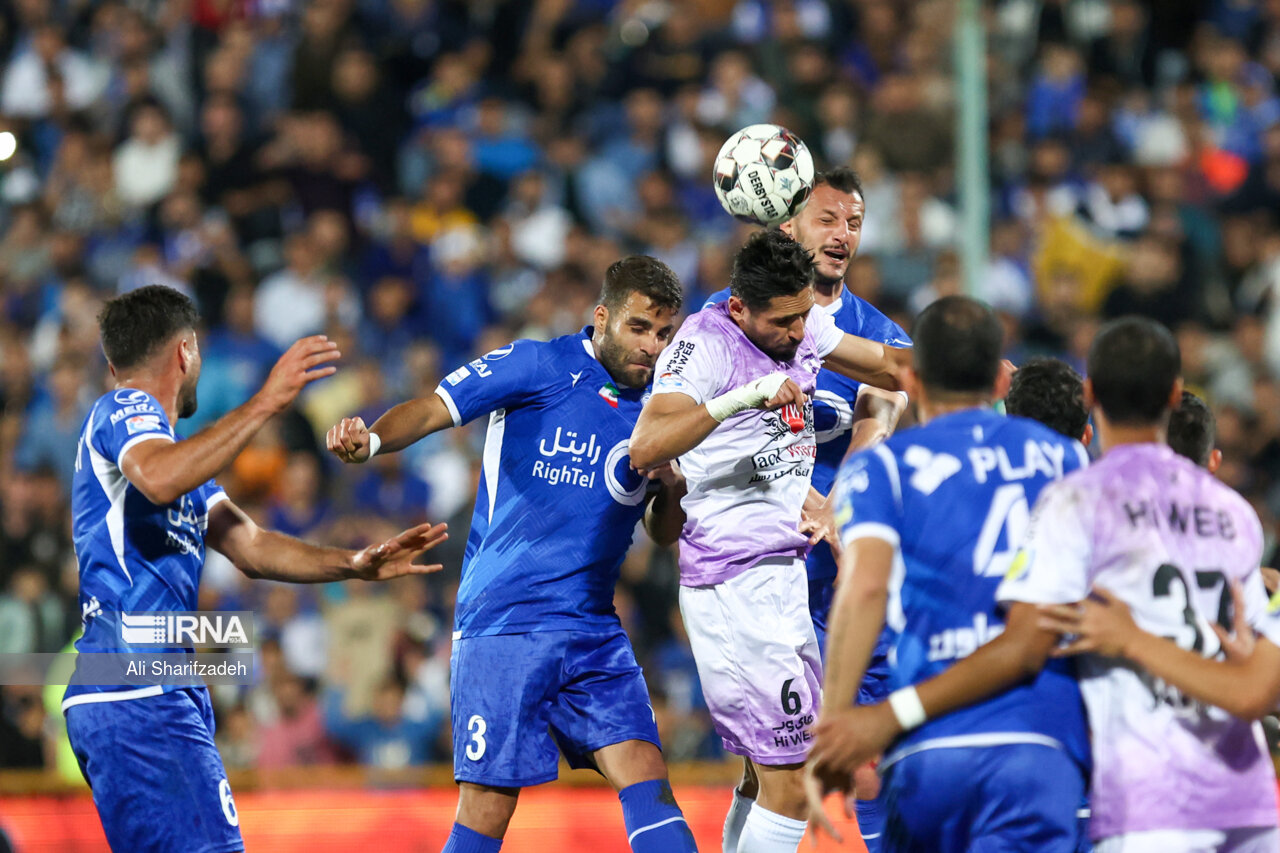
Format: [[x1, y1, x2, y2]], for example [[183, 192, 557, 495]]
[[754, 765, 808, 819], [456, 783, 520, 838], [594, 739, 669, 791]]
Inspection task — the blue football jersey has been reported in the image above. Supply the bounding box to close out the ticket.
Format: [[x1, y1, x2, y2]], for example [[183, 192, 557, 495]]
[[834, 408, 1090, 767], [704, 287, 910, 582], [435, 329, 653, 638], [66, 389, 226, 705]]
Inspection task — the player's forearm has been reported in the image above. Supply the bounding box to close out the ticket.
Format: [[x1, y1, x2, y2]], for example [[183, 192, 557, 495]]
[[234, 528, 358, 583], [824, 584, 885, 709], [645, 482, 687, 547], [853, 388, 906, 437], [824, 539, 893, 707], [913, 605, 1055, 721], [629, 405, 720, 469], [369, 394, 453, 454], [1120, 630, 1280, 720], [825, 339, 910, 393], [130, 395, 278, 505]]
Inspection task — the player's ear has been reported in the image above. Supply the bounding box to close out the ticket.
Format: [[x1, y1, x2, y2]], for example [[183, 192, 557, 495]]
[[903, 366, 922, 401], [592, 303, 609, 336], [779, 219, 795, 238], [727, 294, 746, 322], [1082, 422, 1094, 447], [1209, 448, 1223, 475], [1168, 376, 1184, 410], [1082, 377, 1096, 411]]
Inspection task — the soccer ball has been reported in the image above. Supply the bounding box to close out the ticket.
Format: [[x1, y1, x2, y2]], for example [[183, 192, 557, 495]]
[[712, 124, 816, 227]]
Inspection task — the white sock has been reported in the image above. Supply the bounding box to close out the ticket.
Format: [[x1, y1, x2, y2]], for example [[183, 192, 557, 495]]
[[737, 803, 806, 853], [723, 790, 754, 853]]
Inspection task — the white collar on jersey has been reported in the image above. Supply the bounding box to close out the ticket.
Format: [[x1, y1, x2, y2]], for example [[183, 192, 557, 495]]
[[822, 285, 846, 315], [581, 337, 598, 361]]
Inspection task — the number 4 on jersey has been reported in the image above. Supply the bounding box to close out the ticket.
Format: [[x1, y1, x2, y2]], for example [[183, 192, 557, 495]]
[[973, 483, 1030, 577]]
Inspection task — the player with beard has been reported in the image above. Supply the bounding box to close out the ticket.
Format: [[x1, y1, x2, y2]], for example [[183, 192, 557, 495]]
[[702, 168, 910, 852], [327, 257, 699, 853], [629, 230, 911, 853], [65, 285, 449, 853]]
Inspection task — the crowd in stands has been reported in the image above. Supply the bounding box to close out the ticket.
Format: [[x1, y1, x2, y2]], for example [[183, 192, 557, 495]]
[[2, 0, 1280, 775]]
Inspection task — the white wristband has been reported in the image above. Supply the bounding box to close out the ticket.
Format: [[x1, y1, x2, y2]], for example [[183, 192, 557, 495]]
[[366, 432, 381, 460], [887, 686, 927, 731], [704, 372, 789, 423]]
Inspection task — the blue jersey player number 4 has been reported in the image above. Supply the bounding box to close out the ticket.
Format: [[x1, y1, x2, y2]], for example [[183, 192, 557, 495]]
[[327, 257, 699, 853]]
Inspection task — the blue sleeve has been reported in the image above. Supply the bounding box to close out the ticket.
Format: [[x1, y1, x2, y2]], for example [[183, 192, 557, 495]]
[[90, 389, 174, 465], [853, 300, 911, 348], [433, 339, 545, 426], [1061, 436, 1089, 475], [834, 445, 904, 548], [702, 287, 730, 309]]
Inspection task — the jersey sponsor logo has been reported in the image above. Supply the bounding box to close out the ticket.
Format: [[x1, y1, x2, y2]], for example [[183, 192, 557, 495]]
[[903, 446, 962, 495], [483, 343, 514, 361], [125, 413, 164, 435], [654, 372, 690, 393], [666, 340, 696, 375], [532, 427, 644, 504], [967, 440, 1066, 485], [927, 612, 1005, 662], [109, 402, 157, 424], [749, 403, 816, 483], [114, 389, 151, 405], [445, 366, 471, 386]]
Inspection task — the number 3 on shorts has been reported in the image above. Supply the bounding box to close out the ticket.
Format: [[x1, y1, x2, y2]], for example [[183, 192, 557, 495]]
[[465, 714, 487, 760]]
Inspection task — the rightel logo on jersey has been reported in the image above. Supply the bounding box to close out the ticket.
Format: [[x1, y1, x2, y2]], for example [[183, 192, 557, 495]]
[[119, 612, 255, 648], [531, 427, 645, 505]]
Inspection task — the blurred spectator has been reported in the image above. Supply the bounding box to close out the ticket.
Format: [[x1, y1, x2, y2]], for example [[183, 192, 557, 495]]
[[15, 356, 89, 487], [257, 673, 339, 769], [324, 677, 443, 768], [0, 566, 64, 654], [113, 98, 181, 209]]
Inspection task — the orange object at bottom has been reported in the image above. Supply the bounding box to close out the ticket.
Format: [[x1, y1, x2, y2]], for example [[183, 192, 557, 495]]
[[0, 784, 868, 853]]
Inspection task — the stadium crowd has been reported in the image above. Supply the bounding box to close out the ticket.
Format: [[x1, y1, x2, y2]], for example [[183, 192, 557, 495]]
[[2, 0, 1280, 776]]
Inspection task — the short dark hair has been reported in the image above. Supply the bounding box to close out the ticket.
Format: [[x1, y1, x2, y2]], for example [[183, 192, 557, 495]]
[[1168, 390, 1215, 467], [98, 285, 199, 370], [911, 296, 1004, 394], [1087, 316, 1181, 425], [813, 167, 863, 200], [729, 229, 814, 310], [599, 255, 683, 314], [1005, 357, 1089, 441]]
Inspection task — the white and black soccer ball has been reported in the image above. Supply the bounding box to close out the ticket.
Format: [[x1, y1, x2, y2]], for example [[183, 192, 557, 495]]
[[712, 124, 816, 227]]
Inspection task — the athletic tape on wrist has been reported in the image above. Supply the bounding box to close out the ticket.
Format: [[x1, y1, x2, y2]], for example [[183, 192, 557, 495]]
[[888, 686, 927, 731]]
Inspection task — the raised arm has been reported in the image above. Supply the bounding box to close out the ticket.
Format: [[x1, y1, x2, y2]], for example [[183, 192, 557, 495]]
[[328, 393, 455, 463], [629, 375, 803, 469], [821, 334, 910, 393], [122, 336, 339, 505], [206, 498, 448, 583]]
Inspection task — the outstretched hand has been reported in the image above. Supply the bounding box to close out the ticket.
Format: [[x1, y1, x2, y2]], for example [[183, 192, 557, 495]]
[[258, 336, 341, 414], [350, 522, 449, 581]]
